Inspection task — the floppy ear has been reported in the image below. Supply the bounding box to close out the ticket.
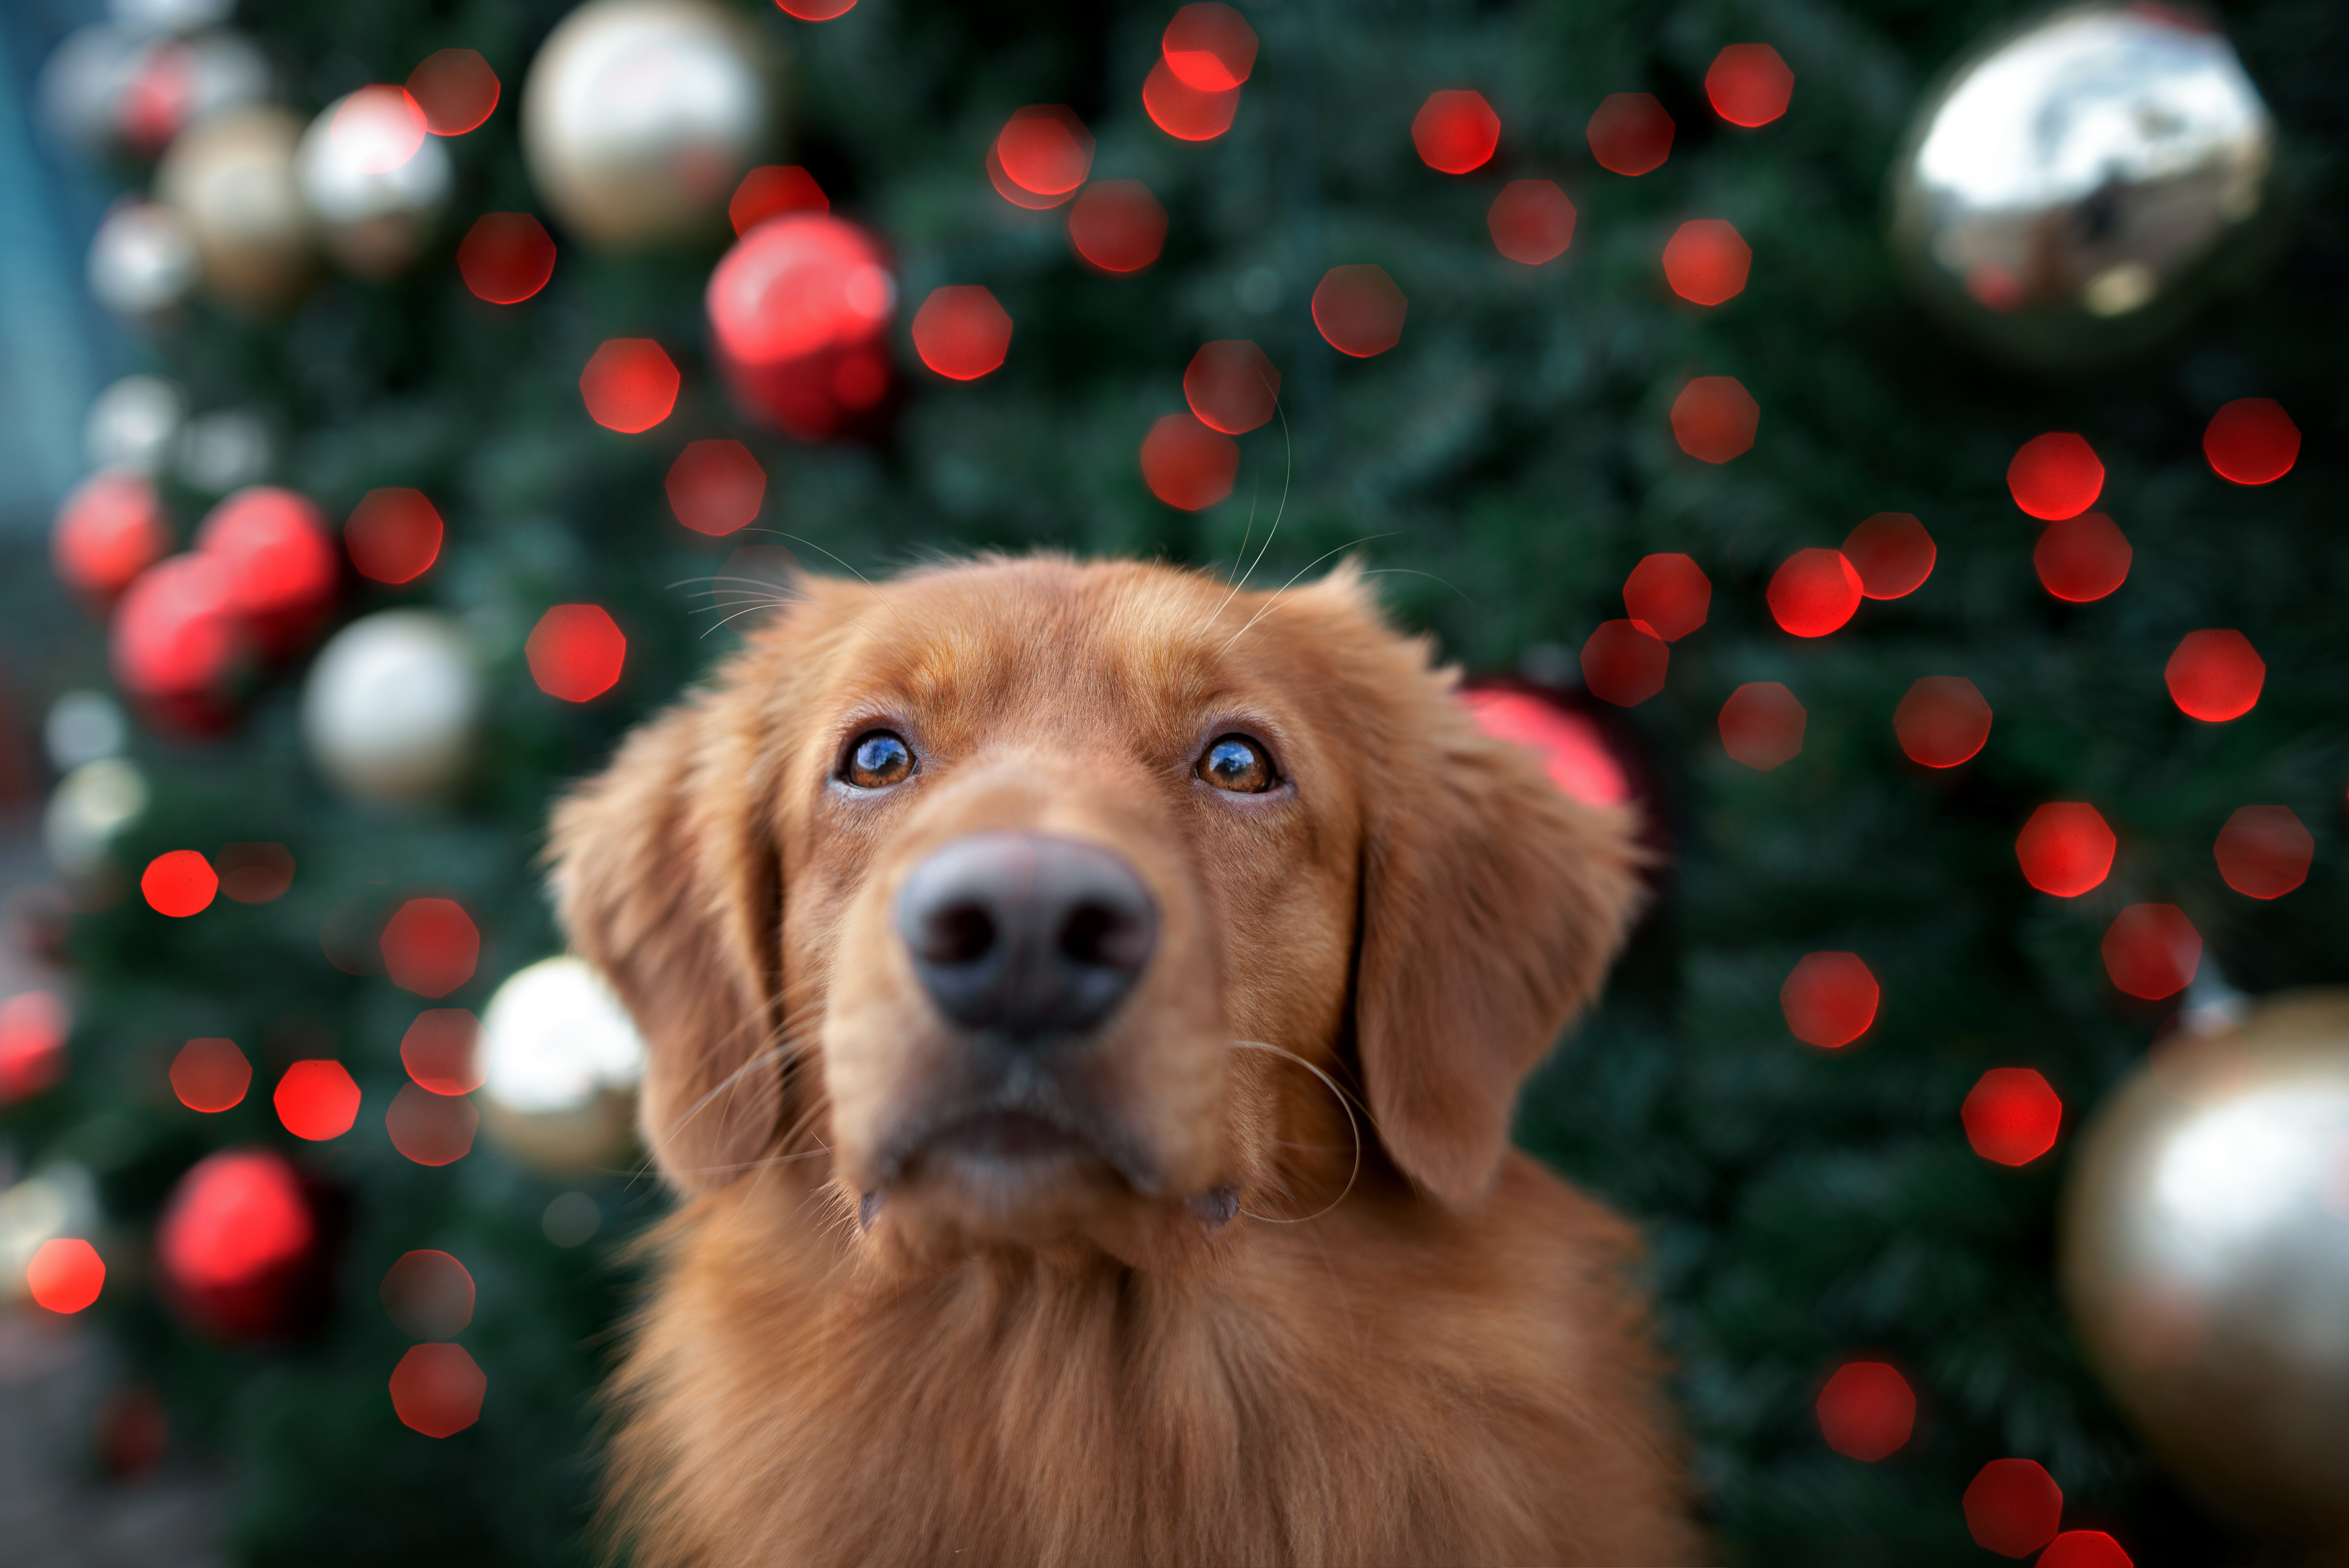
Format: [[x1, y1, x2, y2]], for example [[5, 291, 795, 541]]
[[548, 687, 784, 1192], [1341, 599, 1644, 1209]]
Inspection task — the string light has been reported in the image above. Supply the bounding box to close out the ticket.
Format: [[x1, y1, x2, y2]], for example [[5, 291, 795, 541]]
[[2201, 398, 2298, 485], [401, 1009, 484, 1095], [1719, 682, 1805, 771], [1893, 676, 1991, 767], [406, 48, 498, 136], [171, 1037, 251, 1112], [2213, 806, 2312, 899], [1486, 180, 1576, 265], [1578, 620, 1668, 706], [142, 849, 219, 916], [457, 213, 556, 304], [1411, 90, 1500, 174], [1766, 548, 1859, 636], [994, 105, 1093, 201], [1963, 1459, 2063, 1557], [1139, 414, 1237, 510], [2006, 433, 2103, 520], [389, 1343, 486, 1438], [1587, 92, 1673, 175], [1781, 952, 1879, 1048], [381, 898, 480, 998], [2037, 1532, 2132, 1568], [381, 1250, 474, 1338], [579, 340, 679, 434], [1161, 4, 1257, 90], [2164, 629, 2263, 721], [387, 1084, 478, 1166], [1962, 1068, 2063, 1165], [911, 286, 1013, 380], [1621, 553, 1709, 640], [218, 842, 295, 903], [1671, 377, 1758, 463], [1705, 44, 1794, 127], [1143, 59, 1239, 141], [1841, 513, 1934, 599], [27, 1238, 105, 1314], [2015, 804, 2116, 897], [1311, 265, 1407, 357], [1815, 1362, 1914, 1459], [274, 1060, 361, 1141], [527, 604, 626, 702], [344, 488, 442, 584], [1067, 180, 1167, 273], [1184, 340, 1280, 434], [2101, 905, 2200, 1000], [1662, 220, 1750, 305], [2033, 512, 2130, 602], [665, 441, 767, 536]]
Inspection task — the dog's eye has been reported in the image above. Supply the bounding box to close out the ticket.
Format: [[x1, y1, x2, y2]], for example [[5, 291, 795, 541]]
[[844, 730, 915, 788], [1198, 736, 1274, 793]]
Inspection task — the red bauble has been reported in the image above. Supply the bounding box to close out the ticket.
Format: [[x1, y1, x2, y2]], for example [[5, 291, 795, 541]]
[[109, 553, 248, 734], [707, 213, 897, 441], [155, 1148, 334, 1340], [53, 470, 170, 603], [194, 486, 338, 659]]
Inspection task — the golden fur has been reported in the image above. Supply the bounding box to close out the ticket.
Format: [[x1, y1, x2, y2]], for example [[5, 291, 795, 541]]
[[550, 556, 1702, 1566]]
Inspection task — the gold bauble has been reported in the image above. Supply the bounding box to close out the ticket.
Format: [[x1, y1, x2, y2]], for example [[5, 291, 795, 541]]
[[2061, 989, 2349, 1542], [476, 956, 647, 1177], [155, 106, 313, 310]]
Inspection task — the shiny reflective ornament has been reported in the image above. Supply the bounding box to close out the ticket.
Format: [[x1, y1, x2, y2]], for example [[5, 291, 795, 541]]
[[706, 213, 894, 439], [297, 88, 452, 276], [155, 106, 313, 310], [87, 200, 201, 319], [0, 1165, 100, 1305], [1890, 2, 2279, 369], [2062, 990, 2349, 1541], [477, 956, 647, 1176], [302, 611, 483, 804], [39, 24, 267, 160], [84, 374, 185, 472], [521, 0, 779, 248], [44, 758, 148, 883]]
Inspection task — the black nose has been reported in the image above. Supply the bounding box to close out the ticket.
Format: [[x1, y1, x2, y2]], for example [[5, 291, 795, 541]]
[[895, 832, 1157, 1043]]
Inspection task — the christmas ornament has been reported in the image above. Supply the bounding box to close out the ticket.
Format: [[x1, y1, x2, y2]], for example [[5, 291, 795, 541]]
[[1889, 2, 2278, 370], [109, 553, 246, 733], [476, 956, 647, 1177], [0, 992, 72, 1107], [44, 690, 128, 773], [155, 106, 313, 310], [193, 486, 336, 658], [706, 213, 895, 439], [38, 23, 267, 160], [155, 1147, 333, 1340], [2062, 989, 2349, 1542], [86, 199, 201, 319], [175, 408, 275, 494], [521, 0, 778, 248], [1459, 684, 1634, 808], [0, 1164, 99, 1304], [84, 374, 185, 472], [43, 758, 148, 882], [301, 611, 483, 803], [51, 469, 171, 603], [297, 86, 452, 277]]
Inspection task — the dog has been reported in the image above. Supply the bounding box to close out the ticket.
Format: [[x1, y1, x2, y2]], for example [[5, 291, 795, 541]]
[[551, 555, 1701, 1566]]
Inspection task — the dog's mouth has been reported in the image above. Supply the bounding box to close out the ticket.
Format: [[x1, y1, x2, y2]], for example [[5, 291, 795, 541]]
[[922, 1109, 1089, 1165], [865, 1090, 1164, 1237]]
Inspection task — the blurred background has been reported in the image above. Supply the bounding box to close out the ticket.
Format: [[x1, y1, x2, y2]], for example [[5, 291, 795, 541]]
[[1, 0, 2343, 1563]]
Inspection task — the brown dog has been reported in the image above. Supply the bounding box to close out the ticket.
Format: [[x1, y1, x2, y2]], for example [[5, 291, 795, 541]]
[[551, 555, 1700, 1566]]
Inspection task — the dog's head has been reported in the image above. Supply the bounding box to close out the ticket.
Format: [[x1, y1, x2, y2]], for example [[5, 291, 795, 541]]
[[551, 557, 1639, 1266]]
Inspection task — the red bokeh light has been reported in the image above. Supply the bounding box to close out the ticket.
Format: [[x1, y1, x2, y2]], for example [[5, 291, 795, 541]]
[[1580, 620, 1668, 707], [2006, 433, 2103, 521], [275, 1060, 361, 1141], [1459, 689, 1631, 808], [1670, 376, 1758, 464], [2033, 512, 2131, 602], [1622, 553, 1709, 641], [155, 1149, 316, 1339], [170, 1037, 251, 1113], [110, 553, 243, 732], [987, 143, 1074, 210], [27, 1238, 105, 1314], [1311, 265, 1407, 357], [1842, 513, 1934, 599], [1162, 2, 1257, 90], [0, 991, 70, 1106], [330, 85, 426, 175], [2015, 803, 2116, 897], [706, 214, 896, 441], [1139, 414, 1238, 510], [2214, 805, 2312, 899], [996, 106, 1093, 198], [195, 487, 337, 659], [912, 286, 1013, 381], [1588, 92, 1674, 175], [219, 841, 295, 904], [381, 1250, 474, 1339], [2039, 1531, 2132, 1568], [1412, 90, 1501, 174], [579, 339, 680, 434], [1963, 1068, 2063, 1166], [402, 1009, 484, 1095], [1816, 1362, 1914, 1460], [1068, 180, 1168, 273], [776, 0, 858, 17], [1487, 180, 1577, 265], [1719, 682, 1805, 771], [1767, 548, 1861, 637], [388, 1082, 479, 1166], [457, 213, 556, 305], [1705, 43, 1795, 127], [2164, 629, 2263, 722], [381, 898, 480, 998], [344, 488, 443, 584], [1963, 1458, 2063, 1557], [1782, 952, 1879, 1049], [406, 48, 499, 136], [52, 470, 170, 600], [666, 441, 766, 536], [528, 604, 627, 703], [1894, 676, 1992, 768], [1143, 59, 1240, 141], [2202, 398, 2298, 485], [2102, 904, 2201, 1000], [390, 1343, 487, 1438], [1662, 220, 1751, 306], [728, 164, 828, 235], [1184, 340, 1280, 435], [142, 850, 219, 917]]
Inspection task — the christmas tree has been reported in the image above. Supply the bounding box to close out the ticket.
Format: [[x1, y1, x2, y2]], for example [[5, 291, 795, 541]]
[[6, 0, 2343, 1562]]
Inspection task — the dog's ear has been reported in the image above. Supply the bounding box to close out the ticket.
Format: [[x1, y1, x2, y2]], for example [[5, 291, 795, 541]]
[[1326, 583, 1644, 1209], [549, 685, 784, 1192]]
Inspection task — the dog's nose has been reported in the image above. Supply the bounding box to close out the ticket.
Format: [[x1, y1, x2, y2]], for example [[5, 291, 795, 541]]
[[895, 832, 1157, 1043]]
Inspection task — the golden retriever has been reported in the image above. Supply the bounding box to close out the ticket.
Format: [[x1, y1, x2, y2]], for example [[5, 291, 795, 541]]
[[551, 555, 1700, 1566]]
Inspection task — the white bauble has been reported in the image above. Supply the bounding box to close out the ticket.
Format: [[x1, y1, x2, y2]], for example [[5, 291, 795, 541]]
[[521, 0, 779, 248], [87, 200, 200, 318], [45, 691, 128, 773], [297, 88, 453, 277], [478, 956, 648, 1176], [0, 1164, 100, 1306], [84, 374, 185, 472], [39, 24, 268, 160], [43, 757, 148, 881], [301, 611, 483, 803], [155, 106, 312, 310]]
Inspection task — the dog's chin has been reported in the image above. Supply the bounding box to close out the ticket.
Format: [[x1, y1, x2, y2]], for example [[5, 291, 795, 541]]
[[868, 1110, 1135, 1252]]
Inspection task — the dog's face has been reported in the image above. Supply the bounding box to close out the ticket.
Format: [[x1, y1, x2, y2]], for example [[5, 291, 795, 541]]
[[553, 558, 1638, 1268]]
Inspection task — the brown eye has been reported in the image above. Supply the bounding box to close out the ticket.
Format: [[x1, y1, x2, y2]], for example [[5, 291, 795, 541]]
[[844, 730, 915, 788], [1198, 735, 1274, 793]]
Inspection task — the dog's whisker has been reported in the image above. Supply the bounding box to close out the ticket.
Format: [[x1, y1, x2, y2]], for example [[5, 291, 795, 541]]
[[1203, 384, 1292, 632], [1217, 533, 1401, 658], [1228, 1039, 1362, 1226]]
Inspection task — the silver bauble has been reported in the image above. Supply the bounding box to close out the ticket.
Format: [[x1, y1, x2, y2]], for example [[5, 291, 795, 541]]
[[155, 106, 313, 310], [84, 374, 186, 472], [87, 199, 201, 319], [297, 88, 453, 277], [2061, 990, 2349, 1541], [1889, 2, 2278, 369], [521, 0, 780, 248], [43, 757, 148, 882], [37, 25, 268, 161], [477, 956, 646, 1177], [301, 611, 484, 803]]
